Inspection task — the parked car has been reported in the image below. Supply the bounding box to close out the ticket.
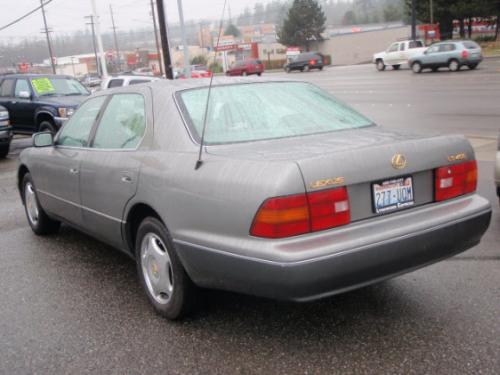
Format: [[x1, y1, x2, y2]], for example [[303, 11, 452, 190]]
[[409, 40, 483, 73], [0, 105, 12, 158], [190, 65, 212, 78], [101, 75, 159, 90], [132, 67, 154, 76], [373, 39, 426, 71], [79, 73, 102, 88], [226, 59, 264, 76], [18, 78, 491, 319], [0, 74, 90, 134], [495, 132, 500, 205], [284, 52, 325, 73]]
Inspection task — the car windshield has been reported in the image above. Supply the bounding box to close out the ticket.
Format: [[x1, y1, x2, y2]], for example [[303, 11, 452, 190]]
[[178, 82, 373, 144], [31, 77, 89, 97]]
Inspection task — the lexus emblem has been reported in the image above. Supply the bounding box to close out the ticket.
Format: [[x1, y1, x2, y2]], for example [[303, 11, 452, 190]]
[[391, 154, 407, 169]]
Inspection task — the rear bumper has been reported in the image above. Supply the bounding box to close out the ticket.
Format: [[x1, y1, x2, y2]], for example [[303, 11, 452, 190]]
[[175, 195, 491, 301]]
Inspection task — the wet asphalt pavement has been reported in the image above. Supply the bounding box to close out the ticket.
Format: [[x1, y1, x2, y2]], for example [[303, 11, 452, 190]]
[[0, 59, 499, 374]]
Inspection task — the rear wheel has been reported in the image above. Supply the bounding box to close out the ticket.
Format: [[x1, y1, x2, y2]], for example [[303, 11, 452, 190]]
[[411, 61, 422, 73], [376, 59, 386, 71], [38, 119, 56, 135], [319, 66, 323, 71], [22, 173, 60, 235], [136, 217, 196, 319], [257, 72, 262, 76], [0, 143, 9, 158], [392, 64, 401, 70], [448, 59, 460, 72], [469, 63, 478, 70]]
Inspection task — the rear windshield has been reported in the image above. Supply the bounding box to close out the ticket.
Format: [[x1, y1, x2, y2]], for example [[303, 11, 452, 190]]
[[463, 41, 480, 49], [177, 82, 373, 144]]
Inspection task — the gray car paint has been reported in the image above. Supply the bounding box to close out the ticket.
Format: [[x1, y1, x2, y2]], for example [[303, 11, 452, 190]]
[[19, 77, 492, 301]]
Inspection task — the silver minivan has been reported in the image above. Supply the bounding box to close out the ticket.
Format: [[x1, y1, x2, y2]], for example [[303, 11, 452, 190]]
[[409, 40, 483, 73]]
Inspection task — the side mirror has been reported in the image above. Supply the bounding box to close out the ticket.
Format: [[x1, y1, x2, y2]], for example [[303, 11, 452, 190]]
[[32, 132, 54, 147], [18, 91, 31, 99], [423, 50, 428, 55]]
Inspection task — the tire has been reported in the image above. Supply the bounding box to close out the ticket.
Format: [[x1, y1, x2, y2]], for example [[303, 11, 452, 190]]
[[22, 173, 60, 235], [0, 143, 9, 158], [448, 59, 460, 72], [411, 61, 422, 74], [319, 66, 323, 71], [136, 217, 196, 319], [376, 59, 386, 71], [38, 119, 57, 134], [432, 67, 439, 72], [303, 65, 310, 72], [392, 64, 401, 70], [242, 71, 248, 76], [285, 67, 291, 73], [257, 72, 262, 76], [469, 64, 478, 70]]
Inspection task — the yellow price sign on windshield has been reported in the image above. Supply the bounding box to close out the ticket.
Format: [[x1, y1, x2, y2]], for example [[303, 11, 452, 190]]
[[31, 78, 55, 94]]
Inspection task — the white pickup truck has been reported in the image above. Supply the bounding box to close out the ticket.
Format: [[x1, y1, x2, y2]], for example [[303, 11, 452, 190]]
[[373, 40, 427, 71]]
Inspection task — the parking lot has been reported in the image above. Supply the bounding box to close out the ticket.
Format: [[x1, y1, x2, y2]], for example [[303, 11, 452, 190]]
[[1, 59, 499, 374]]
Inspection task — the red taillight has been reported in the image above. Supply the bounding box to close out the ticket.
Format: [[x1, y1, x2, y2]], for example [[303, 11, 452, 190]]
[[435, 160, 477, 202], [309, 59, 316, 65], [462, 49, 469, 58], [250, 187, 350, 238]]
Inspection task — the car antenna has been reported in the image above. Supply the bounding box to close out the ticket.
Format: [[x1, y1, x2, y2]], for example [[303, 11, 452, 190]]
[[195, 0, 228, 170]]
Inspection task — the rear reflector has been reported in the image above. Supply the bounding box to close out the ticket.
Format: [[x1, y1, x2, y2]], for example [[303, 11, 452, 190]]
[[462, 50, 469, 58], [435, 160, 477, 202], [309, 59, 316, 65], [250, 187, 350, 238]]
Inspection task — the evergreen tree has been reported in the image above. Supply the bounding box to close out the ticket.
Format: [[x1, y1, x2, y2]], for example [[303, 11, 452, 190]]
[[277, 0, 326, 50], [224, 24, 241, 37]]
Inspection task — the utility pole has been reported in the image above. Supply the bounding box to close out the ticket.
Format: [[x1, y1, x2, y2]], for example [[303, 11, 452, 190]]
[[109, 4, 121, 72], [155, 0, 174, 79], [177, 0, 191, 78], [150, 0, 164, 76], [90, 0, 108, 79], [85, 15, 100, 75], [411, 0, 416, 40], [40, 0, 56, 74]]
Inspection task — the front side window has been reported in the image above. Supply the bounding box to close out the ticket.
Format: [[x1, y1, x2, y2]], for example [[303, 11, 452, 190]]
[[387, 43, 399, 52], [92, 94, 146, 149], [15, 79, 31, 97], [57, 96, 106, 147], [427, 45, 439, 54], [178, 82, 373, 145], [0, 79, 14, 97]]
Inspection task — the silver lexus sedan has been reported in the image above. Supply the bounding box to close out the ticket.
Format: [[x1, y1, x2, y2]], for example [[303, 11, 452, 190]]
[[18, 78, 492, 319]]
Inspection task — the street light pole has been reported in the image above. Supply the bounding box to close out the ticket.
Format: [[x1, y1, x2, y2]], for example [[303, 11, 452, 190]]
[[177, 0, 191, 78], [150, 0, 164, 76], [109, 4, 121, 71], [430, 0, 434, 24], [85, 15, 100, 76]]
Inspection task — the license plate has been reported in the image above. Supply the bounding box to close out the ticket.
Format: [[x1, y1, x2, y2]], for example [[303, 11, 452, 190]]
[[372, 176, 414, 214]]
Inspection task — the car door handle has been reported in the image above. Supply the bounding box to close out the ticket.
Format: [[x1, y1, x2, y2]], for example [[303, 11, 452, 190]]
[[121, 175, 132, 183], [69, 168, 79, 175]]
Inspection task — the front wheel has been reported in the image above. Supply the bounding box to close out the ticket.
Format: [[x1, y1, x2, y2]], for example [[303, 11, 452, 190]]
[[136, 217, 196, 319], [38, 120, 56, 135], [392, 64, 401, 70], [411, 62, 422, 74], [376, 60, 386, 71], [22, 173, 60, 235]]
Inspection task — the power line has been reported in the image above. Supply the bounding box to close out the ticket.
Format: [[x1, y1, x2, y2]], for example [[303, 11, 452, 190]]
[[0, 0, 55, 32]]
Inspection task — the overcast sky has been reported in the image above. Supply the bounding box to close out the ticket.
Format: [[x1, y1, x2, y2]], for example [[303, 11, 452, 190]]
[[0, 0, 271, 42]]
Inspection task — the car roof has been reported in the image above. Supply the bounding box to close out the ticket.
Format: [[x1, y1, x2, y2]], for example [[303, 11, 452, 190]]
[[0, 74, 73, 79], [107, 75, 157, 80]]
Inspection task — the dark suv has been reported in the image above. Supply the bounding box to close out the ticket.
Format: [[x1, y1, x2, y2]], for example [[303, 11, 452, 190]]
[[0, 105, 12, 158], [0, 74, 90, 134], [284, 52, 325, 73]]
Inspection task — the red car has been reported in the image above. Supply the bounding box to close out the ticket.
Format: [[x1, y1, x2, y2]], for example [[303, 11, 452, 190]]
[[190, 65, 212, 78], [226, 59, 264, 76]]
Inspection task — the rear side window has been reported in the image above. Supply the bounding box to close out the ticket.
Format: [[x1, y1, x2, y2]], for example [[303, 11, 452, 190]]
[[409, 40, 423, 48], [255, 60, 263, 65], [0, 79, 14, 97], [400, 43, 406, 51], [15, 79, 31, 97], [58, 96, 107, 147], [178, 82, 372, 145], [108, 79, 124, 88], [439, 44, 456, 52], [463, 41, 479, 49], [92, 94, 146, 149]]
